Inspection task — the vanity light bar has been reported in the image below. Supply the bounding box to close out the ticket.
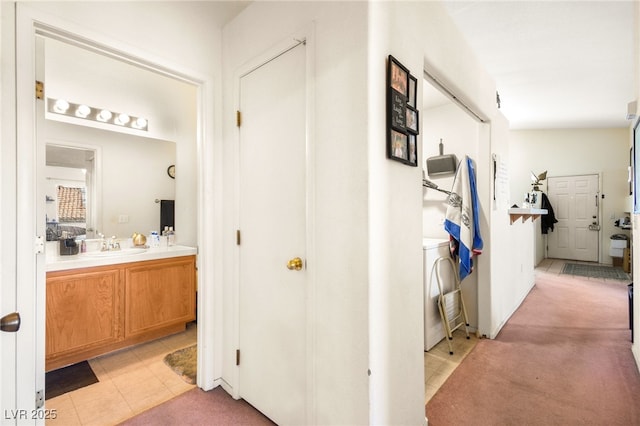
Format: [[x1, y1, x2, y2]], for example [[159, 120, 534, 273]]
[[47, 98, 148, 131]]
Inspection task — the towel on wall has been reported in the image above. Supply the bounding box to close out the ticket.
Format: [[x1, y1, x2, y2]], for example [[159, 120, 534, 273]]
[[160, 199, 175, 231], [444, 155, 483, 281]]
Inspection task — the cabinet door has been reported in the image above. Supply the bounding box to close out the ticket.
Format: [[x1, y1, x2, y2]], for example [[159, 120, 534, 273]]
[[46, 268, 122, 359], [124, 256, 195, 337]]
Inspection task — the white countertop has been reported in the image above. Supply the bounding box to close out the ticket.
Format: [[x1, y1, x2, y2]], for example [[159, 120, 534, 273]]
[[46, 244, 197, 272]]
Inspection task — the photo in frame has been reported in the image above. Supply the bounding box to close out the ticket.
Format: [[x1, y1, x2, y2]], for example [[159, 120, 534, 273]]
[[406, 106, 419, 134], [408, 134, 417, 166], [389, 129, 409, 161], [388, 56, 409, 97], [407, 74, 417, 108]]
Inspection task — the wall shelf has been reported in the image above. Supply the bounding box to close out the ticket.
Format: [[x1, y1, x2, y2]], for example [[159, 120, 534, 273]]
[[508, 208, 548, 224]]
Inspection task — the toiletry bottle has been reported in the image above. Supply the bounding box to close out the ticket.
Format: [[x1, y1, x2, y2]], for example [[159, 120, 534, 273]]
[[167, 227, 175, 246], [80, 239, 87, 253], [150, 231, 160, 248]]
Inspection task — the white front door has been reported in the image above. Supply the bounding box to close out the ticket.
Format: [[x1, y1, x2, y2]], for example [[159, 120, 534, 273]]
[[238, 41, 308, 425], [547, 174, 599, 262]]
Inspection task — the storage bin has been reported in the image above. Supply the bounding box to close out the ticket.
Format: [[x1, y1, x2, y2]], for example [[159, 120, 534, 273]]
[[611, 239, 628, 249], [610, 247, 625, 258]]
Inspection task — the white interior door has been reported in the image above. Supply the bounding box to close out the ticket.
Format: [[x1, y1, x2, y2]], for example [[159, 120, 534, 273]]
[[547, 174, 599, 262], [238, 41, 307, 425], [1, 4, 18, 415]]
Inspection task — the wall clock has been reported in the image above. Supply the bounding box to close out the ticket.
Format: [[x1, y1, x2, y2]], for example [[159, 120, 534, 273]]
[[167, 164, 175, 179]]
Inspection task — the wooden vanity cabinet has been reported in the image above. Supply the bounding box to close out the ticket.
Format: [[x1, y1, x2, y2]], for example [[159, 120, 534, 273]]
[[125, 257, 196, 338], [46, 255, 196, 371], [46, 266, 123, 367]]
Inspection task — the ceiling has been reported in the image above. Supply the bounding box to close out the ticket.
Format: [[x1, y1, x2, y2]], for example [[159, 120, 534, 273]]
[[116, 1, 635, 131], [440, 1, 636, 130]]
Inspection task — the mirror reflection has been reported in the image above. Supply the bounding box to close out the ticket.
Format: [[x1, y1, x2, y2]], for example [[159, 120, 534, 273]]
[[45, 145, 96, 241]]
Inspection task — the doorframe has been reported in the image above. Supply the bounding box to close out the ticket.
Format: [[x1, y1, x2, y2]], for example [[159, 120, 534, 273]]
[[230, 26, 317, 424], [14, 4, 220, 414]]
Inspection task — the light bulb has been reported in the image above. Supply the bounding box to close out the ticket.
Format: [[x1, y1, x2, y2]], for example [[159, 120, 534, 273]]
[[76, 104, 91, 118], [97, 109, 112, 122], [115, 113, 130, 125], [53, 99, 70, 114], [132, 117, 147, 129]]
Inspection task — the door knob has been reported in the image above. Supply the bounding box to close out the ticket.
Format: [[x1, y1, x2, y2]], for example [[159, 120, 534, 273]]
[[0, 312, 20, 333], [286, 257, 304, 271]]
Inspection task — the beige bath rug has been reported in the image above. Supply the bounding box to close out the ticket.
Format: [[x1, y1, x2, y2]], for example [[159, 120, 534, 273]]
[[163, 344, 196, 384]]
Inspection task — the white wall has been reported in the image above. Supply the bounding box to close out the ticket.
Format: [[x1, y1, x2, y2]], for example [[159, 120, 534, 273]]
[[510, 128, 630, 265]]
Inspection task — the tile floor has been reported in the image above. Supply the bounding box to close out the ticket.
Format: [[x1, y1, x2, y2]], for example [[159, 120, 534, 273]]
[[46, 322, 197, 426], [424, 328, 478, 403]]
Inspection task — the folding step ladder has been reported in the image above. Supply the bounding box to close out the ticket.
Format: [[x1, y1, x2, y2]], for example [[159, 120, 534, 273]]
[[434, 256, 470, 355]]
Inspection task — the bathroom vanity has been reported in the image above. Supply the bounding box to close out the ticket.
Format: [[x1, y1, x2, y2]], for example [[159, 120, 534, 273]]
[[45, 245, 197, 371]]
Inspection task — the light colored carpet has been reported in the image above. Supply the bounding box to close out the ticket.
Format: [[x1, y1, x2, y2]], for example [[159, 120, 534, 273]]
[[164, 344, 196, 385], [119, 387, 275, 426], [426, 269, 640, 425]]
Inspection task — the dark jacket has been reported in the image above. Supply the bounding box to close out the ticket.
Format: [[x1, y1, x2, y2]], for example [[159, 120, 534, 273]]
[[541, 193, 558, 234]]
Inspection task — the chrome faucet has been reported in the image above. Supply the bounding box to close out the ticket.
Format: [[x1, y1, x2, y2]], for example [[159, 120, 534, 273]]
[[98, 233, 108, 251], [109, 236, 121, 251]]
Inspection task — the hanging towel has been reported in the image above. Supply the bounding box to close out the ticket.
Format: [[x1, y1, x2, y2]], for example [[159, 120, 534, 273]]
[[160, 200, 175, 231], [540, 193, 558, 234], [444, 156, 483, 281]]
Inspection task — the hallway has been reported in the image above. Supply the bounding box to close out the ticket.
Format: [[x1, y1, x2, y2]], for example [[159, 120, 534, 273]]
[[426, 258, 639, 425]]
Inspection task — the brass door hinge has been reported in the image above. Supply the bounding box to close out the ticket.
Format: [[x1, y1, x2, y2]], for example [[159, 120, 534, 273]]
[[236, 349, 241, 366], [35, 81, 44, 100], [236, 110, 242, 127], [236, 230, 241, 245]]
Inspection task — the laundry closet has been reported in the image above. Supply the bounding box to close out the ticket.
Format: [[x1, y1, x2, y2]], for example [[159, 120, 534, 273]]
[[421, 77, 481, 350]]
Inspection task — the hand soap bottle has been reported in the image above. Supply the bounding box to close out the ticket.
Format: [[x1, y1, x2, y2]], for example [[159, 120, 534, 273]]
[[167, 227, 175, 246]]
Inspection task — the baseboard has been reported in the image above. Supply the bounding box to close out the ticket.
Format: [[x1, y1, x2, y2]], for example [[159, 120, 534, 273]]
[[633, 343, 640, 374], [489, 279, 535, 339]]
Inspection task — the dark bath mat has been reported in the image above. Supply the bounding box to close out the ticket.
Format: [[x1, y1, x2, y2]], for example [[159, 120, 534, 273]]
[[45, 361, 99, 400]]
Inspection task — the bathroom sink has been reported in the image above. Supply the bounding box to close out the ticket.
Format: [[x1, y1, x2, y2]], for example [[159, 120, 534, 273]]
[[83, 247, 148, 257]]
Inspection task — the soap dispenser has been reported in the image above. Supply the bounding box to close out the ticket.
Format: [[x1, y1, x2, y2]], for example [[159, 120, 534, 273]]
[[167, 227, 175, 246]]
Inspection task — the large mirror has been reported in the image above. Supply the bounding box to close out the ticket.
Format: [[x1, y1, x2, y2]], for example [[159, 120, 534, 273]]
[[40, 33, 193, 244]]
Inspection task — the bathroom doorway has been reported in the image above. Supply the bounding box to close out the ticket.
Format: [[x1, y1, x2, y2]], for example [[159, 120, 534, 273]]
[[13, 14, 210, 418]]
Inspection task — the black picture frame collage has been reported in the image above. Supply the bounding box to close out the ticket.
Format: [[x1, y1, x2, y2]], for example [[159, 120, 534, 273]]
[[387, 55, 419, 166]]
